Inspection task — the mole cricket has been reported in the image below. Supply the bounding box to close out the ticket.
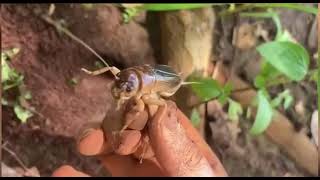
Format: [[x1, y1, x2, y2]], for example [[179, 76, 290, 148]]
[[82, 63, 197, 132]]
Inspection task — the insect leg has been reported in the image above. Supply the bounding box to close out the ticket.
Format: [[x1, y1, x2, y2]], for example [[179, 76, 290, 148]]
[[133, 97, 145, 112], [81, 66, 121, 76], [116, 99, 125, 111], [139, 135, 149, 164], [142, 95, 166, 107], [120, 95, 145, 133]]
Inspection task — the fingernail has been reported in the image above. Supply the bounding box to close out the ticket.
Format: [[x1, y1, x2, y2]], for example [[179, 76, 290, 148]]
[[78, 128, 95, 142]]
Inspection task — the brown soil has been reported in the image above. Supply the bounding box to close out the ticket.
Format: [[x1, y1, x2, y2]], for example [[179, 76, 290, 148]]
[[1, 4, 317, 177], [1, 4, 155, 176]]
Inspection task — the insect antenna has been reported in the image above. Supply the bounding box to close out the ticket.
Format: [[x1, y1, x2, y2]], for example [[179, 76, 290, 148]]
[[41, 15, 110, 68], [181, 81, 203, 86]]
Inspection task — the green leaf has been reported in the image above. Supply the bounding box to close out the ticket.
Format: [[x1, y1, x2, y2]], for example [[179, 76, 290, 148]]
[[142, 3, 214, 11], [2, 98, 9, 106], [270, 89, 293, 109], [228, 4, 236, 11], [261, 61, 281, 79], [254, 75, 266, 89], [254, 62, 282, 89], [14, 104, 33, 123], [2, 58, 11, 83], [308, 69, 318, 82], [271, 95, 282, 108], [3, 75, 24, 91], [253, 3, 318, 15], [246, 107, 252, 119], [283, 94, 294, 109], [122, 7, 142, 23], [257, 41, 309, 81], [5, 48, 20, 59], [23, 91, 32, 100], [2, 49, 22, 84], [228, 99, 243, 121], [276, 30, 296, 42], [255, 62, 282, 89], [218, 83, 233, 105], [189, 77, 222, 102], [250, 90, 273, 135], [190, 108, 201, 127]]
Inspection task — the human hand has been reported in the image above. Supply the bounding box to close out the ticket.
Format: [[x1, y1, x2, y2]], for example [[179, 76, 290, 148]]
[[52, 100, 227, 177]]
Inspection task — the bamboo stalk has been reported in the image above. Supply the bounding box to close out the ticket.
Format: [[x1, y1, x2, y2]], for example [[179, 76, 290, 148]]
[[158, 7, 216, 137]]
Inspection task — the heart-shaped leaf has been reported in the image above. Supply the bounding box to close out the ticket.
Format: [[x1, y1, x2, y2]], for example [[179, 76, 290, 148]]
[[257, 41, 309, 81], [189, 77, 222, 102]]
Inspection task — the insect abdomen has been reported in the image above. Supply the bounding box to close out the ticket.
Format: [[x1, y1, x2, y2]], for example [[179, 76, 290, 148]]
[[153, 65, 182, 95]]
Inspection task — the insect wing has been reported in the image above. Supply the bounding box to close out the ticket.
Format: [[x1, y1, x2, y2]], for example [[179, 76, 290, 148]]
[[154, 65, 182, 89]]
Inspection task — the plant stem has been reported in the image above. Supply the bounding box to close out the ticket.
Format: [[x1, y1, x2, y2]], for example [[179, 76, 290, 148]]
[[2, 144, 28, 172], [219, 4, 254, 17], [191, 76, 301, 107], [219, 3, 317, 17], [253, 3, 318, 15]]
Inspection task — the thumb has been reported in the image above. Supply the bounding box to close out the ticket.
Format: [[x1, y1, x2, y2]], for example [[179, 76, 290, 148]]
[[148, 101, 227, 177]]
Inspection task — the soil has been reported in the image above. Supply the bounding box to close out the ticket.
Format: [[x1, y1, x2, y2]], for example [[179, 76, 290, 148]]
[[1, 4, 154, 176], [1, 4, 317, 177]]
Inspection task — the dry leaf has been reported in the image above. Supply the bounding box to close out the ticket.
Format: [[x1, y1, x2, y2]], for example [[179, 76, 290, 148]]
[[254, 22, 270, 42], [233, 23, 257, 50], [294, 100, 305, 116]]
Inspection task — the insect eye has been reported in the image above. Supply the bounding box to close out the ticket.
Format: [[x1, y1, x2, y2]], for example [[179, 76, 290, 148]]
[[126, 86, 132, 92]]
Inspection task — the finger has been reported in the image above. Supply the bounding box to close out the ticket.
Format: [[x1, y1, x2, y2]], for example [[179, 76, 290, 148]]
[[51, 165, 90, 177], [132, 134, 155, 160], [78, 128, 143, 156], [99, 155, 164, 176], [148, 101, 221, 177], [77, 128, 111, 156], [123, 109, 149, 130], [113, 130, 142, 155], [176, 106, 228, 177]]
